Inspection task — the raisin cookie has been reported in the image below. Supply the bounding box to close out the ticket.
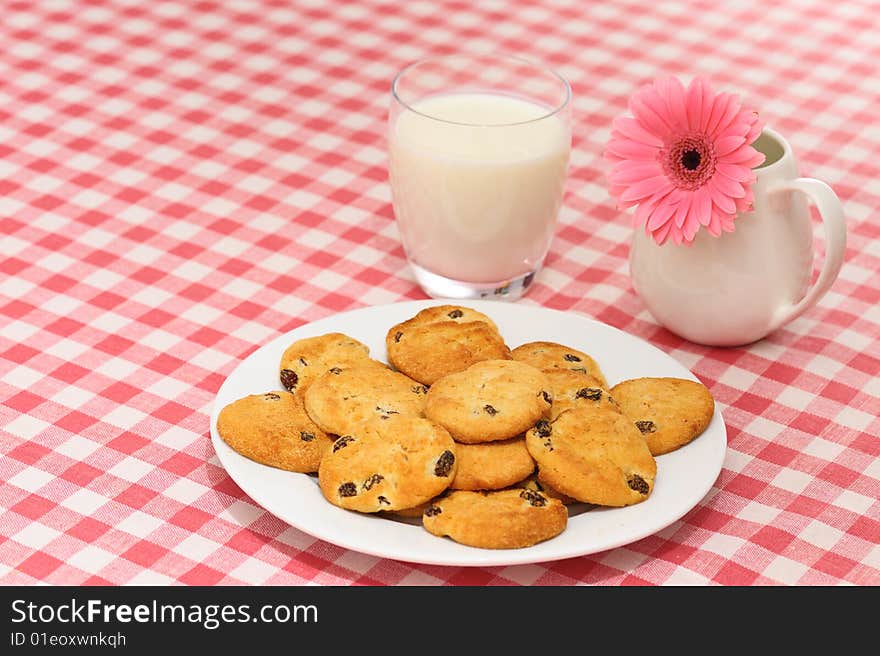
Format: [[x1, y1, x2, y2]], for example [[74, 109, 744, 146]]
[[450, 436, 535, 491], [424, 359, 551, 443], [386, 307, 511, 385], [318, 416, 456, 512], [422, 488, 567, 549], [545, 369, 618, 419], [511, 341, 608, 389], [610, 377, 715, 455], [394, 304, 501, 333], [304, 365, 427, 436], [278, 332, 384, 394], [216, 391, 334, 473], [525, 406, 657, 507]]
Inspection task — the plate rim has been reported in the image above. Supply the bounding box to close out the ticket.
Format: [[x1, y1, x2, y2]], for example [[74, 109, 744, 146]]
[[209, 299, 727, 567]]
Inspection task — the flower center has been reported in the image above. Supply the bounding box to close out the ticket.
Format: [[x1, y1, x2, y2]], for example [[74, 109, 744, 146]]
[[681, 149, 701, 170], [661, 134, 717, 191]]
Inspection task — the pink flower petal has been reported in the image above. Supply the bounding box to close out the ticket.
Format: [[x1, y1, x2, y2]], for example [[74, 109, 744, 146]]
[[708, 180, 739, 214], [744, 150, 766, 168], [734, 196, 751, 213], [716, 208, 739, 233], [715, 135, 746, 157], [741, 186, 755, 207], [605, 138, 658, 160], [648, 80, 682, 122], [710, 173, 746, 199], [723, 119, 755, 137], [707, 211, 723, 236], [646, 199, 676, 231], [663, 188, 685, 206], [633, 197, 656, 227], [685, 79, 703, 132], [647, 184, 676, 210], [654, 77, 688, 131], [708, 95, 743, 137], [698, 78, 716, 133], [630, 88, 674, 138], [716, 161, 755, 182], [704, 92, 732, 136], [610, 161, 664, 184], [681, 202, 702, 240], [692, 186, 713, 226], [735, 186, 755, 212], [652, 220, 673, 245], [673, 194, 693, 228], [620, 176, 671, 203], [613, 116, 662, 146], [685, 77, 714, 132], [724, 145, 764, 166]]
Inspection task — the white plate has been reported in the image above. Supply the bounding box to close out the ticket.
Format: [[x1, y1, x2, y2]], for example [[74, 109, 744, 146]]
[[210, 300, 726, 567]]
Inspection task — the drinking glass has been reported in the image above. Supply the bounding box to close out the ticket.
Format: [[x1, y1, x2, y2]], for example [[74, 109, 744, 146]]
[[389, 54, 571, 300]]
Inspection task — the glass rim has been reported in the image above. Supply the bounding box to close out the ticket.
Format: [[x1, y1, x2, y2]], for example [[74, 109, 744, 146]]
[[391, 53, 571, 127]]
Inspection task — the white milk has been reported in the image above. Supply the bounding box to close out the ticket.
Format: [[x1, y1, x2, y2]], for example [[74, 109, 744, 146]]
[[389, 92, 570, 284]]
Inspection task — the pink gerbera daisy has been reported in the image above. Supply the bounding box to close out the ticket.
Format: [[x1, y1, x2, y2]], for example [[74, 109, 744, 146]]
[[604, 76, 765, 245]]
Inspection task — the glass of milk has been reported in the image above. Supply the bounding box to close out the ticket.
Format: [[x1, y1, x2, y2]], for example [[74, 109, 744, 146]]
[[389, 54, 571, 300]]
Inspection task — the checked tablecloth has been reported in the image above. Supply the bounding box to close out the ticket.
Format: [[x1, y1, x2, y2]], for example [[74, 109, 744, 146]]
[[1, 0, 878, 586]]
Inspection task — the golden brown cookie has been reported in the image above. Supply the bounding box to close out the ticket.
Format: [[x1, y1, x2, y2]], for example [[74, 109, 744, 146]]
[[450, 436, 535, 491], [386, 306, 511, 385], [545, 369, 619, 419], [318, 416, 456, 512], [422, 488, 567, 549], [525, 406, 657, 507], [303, 365, 427, 436], [609, 377, 715, 455], [424, 359, 551, 444], [511, 341, 608, 389], [395, 304, 501, 333], [216, 391, 334, 473], [278, 332, 384, 394]]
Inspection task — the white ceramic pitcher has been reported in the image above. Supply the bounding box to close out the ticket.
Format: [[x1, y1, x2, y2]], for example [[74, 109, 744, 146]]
[[629, 127, 846, 347]]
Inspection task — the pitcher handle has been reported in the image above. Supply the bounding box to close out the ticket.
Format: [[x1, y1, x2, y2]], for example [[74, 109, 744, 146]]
[[768, 177, 847, 330]]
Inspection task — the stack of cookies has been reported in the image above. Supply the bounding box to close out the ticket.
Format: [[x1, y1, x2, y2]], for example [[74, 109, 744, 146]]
[[216, 304, 715, 550]]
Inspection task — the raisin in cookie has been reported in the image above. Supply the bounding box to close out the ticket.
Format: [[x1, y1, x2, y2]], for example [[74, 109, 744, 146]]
[[511, 341, 608, 389], [424, 359, 551, 443], [609, 377, 715, 456], [450, 436, 535, 491], [514, 473, 578, 506], [318, 416, 456, 512], [422, 488, 567, 549], [278, 332, 384, 394], [525, 406, 657, 507], [304, 365, 427, 436], [386, 307, 510, 385], [545, 369, 618, 419], [217, 391, 334, 473]]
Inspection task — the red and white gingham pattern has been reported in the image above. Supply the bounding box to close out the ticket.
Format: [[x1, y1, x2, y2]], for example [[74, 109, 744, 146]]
[[1, 0, 878, 586]]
